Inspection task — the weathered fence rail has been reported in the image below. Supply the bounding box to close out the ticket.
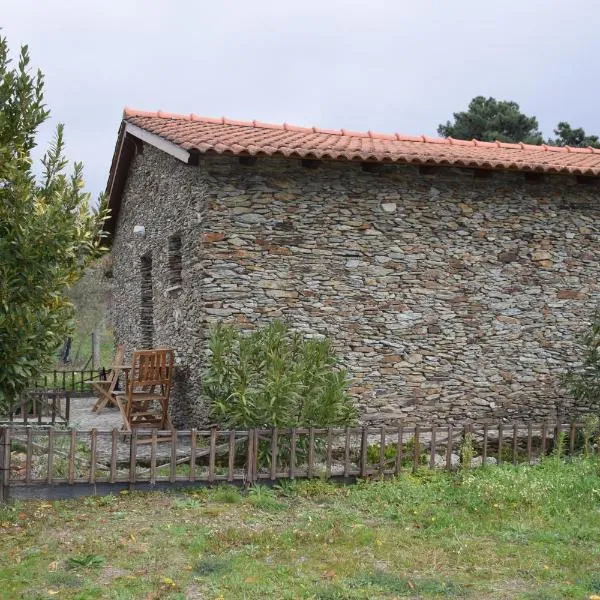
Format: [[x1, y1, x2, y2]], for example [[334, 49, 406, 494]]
[[36, 368, 113, 395], [1, 421, 595, 502], [1, 389, 71, 425], [0, 368, 121, 425]]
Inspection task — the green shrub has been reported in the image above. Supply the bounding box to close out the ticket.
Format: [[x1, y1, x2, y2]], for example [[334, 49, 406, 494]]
[[563, 311, 600, 412], [366, 437, 428, 468], [203, 321, 357, 429], [366, 442, 398, 465]]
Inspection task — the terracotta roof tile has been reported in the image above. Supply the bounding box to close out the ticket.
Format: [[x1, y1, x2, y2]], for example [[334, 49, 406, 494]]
[[121, 107, 600, 176]]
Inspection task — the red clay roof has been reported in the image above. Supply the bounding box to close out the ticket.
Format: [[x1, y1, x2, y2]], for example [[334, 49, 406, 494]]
[[123, 107, 600, 176]]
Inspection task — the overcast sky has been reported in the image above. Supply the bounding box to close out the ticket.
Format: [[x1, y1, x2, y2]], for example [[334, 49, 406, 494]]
[[4, 0, 600, 199]]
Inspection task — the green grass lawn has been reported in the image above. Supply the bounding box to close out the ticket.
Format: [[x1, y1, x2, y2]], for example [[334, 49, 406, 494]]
[[1, 457, 600, 599]]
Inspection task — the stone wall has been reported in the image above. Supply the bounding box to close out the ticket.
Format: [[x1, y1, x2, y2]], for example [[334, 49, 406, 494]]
[[111, 143, 600, 427], [110, 145, 209, 426]]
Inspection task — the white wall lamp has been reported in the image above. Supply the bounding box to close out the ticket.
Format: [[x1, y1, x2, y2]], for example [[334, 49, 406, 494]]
[[133, 225, 146, 238]]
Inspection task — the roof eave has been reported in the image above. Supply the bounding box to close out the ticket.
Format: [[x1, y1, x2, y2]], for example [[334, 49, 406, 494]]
[[104, 121, 192, 243]]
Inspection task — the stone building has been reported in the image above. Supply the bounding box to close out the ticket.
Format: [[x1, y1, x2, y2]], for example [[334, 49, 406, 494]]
[[105, 108, 600, 427]]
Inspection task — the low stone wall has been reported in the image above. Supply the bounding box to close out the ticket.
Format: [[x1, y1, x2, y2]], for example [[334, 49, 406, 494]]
[[111, 144, 600, 426]]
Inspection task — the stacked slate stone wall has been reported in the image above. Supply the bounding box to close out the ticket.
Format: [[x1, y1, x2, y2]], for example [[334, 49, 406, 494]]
[[111, 143, 600, 427]]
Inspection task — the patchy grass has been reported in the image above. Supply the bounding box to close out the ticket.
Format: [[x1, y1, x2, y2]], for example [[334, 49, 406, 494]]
[[1, 456, 600, 599]]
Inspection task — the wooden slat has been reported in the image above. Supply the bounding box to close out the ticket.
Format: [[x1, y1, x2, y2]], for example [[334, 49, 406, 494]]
[[1, 428, 11, 501], [25, 427, 33, 484], [150, 429, 158, 484], [412, 425, 420, 474], [482, 424, 488, 465], [307, 427, 315, 479], [47, 428, 55, 484], [429, 426, 437, 469], [189, 429, 197, 482], [379, 426, 386, 475], [89, 429, 97, 484], [541, 421, 548, 456], [170, 430, 178, 483], [360, 427, 368, 477], [395, 425, 404, 475], [289, 429, 297, 480], [246, 429, 254, 483], [110, 429, 118, 483], [497, 423, 504, 465], [252, 429, 259, 482], [270, 428, 278, 481], [129, 430, 138, 485], [462, 424, 469, 468], [68, 429, 76, 484], [326, 428, 333, 479], [208, 428, 217, 483], [228, 430, 235, 482], [343, 427, 350, 477]]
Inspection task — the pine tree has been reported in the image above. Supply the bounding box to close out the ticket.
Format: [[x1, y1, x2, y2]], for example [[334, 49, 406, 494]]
[[437, 96, 543, 144]]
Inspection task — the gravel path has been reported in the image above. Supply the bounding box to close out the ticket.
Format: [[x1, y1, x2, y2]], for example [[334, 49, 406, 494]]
[[68, 396, 123, 431]]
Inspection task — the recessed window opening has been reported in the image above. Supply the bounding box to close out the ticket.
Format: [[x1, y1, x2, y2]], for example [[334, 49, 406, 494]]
[[140, 254, 154, 348], [168, 233, 183, 287]]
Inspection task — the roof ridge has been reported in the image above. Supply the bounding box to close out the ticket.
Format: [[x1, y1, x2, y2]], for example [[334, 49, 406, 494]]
[[123, 107, 600, 154]]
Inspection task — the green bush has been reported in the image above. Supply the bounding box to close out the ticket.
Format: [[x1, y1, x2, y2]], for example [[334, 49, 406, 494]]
[[563, 311, 600, 411], [366, 437, 428, 467], [203, 321, 357, 429]]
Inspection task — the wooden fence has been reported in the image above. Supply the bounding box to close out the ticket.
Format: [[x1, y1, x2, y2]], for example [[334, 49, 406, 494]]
[[36, 368, 112, 395], [1, 368, 118, 425], [1, 421, 595, 502], [1, 389, 71, 425]]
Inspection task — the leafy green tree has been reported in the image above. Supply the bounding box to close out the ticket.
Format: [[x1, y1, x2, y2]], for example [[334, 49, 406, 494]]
[[437, 96, 543, 144], [0, 36, 107, 410], [547, 121, 600, 148]]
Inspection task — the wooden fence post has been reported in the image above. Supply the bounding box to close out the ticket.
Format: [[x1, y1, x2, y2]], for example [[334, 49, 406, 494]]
[[412, 425, 420, 474], [359, 427, 368, 478], [246, 428, 255, 485], [0, 427, 10, 503]]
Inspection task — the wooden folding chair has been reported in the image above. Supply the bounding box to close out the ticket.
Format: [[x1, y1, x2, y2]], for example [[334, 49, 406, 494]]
[[87, 344, 125, 414], [116, 348, 174, 432]]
